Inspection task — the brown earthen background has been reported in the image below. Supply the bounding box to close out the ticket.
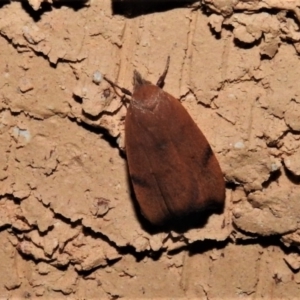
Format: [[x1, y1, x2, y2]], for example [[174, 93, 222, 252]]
[[1, 0, 300, 298]]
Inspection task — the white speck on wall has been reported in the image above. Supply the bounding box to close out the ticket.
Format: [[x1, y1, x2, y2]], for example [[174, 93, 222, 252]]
[[234, 141, 245, 149], [271, 162, 280, 171], [13, 127, 31, 143], [93, 71, 103, 84]]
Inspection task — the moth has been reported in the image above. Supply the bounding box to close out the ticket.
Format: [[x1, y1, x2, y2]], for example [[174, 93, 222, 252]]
[[105, 58, 225, 226]]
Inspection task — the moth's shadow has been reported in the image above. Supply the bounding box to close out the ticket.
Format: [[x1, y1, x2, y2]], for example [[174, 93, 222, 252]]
[[163, 207, 224, 234], [145, 206, 224, 235]]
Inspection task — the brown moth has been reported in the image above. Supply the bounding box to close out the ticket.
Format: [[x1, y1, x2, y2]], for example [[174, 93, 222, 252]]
[[105, 58, 225, 226]]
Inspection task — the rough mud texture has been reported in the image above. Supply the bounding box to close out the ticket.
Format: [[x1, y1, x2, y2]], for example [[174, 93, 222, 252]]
[[1, 0, 300, 298]]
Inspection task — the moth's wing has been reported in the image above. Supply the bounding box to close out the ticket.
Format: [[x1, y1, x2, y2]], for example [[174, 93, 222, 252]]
[[125, 91, 225, 225], [164, 93, 225, 209], [125, 106, 173, 225]]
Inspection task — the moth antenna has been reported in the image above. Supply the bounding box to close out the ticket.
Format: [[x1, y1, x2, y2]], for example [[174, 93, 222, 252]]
[[156, 56, 170, 88], [104, 75, 132, 97]]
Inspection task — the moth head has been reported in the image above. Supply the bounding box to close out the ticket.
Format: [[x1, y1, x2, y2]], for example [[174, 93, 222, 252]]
[[133, 70, 151, 92]]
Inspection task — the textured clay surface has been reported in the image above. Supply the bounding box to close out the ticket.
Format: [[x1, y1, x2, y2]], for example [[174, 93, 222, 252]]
[[1, 0, 300, 298]]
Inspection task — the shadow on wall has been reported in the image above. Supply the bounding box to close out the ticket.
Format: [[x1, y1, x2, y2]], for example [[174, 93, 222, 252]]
[[16, 0, 88, 21], [14, 0, 198, 20], [111, 0, 199, 18]]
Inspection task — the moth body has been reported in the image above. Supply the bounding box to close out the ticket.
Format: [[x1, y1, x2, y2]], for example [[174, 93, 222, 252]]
[[124, 72, 225, 225]]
